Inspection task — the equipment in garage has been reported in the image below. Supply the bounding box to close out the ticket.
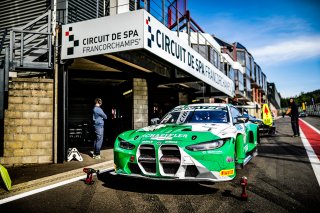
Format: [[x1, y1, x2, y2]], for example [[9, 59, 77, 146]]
[[83, 168, 100, 185], [67, 148, 83, 161]]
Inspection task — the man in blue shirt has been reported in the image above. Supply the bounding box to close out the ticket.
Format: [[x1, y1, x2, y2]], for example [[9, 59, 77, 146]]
[[92, 98, 108, 159]]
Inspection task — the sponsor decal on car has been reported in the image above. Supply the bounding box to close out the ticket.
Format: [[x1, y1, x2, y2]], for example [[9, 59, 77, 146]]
[[220, 169, 234, 176], [244, 144, 248, 152], [226, 156, 234, 163], [235, 124, 244, 131], [207, 150, 223, 154], [143, 133, 188, 139]]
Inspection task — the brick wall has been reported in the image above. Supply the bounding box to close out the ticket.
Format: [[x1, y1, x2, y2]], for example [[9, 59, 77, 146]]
[[0, 78, 54, 166], [133, 78, 148, 129]]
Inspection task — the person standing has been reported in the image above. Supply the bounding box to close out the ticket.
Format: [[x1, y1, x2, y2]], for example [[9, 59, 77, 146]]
[[92, 98, 107, 159], [286, 98, 300, 137]]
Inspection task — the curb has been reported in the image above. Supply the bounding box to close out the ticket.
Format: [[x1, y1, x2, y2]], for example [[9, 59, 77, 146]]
[[0, 160, 114, 203]]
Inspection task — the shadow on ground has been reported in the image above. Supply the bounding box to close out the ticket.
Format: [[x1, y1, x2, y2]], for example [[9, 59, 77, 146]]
[[98, 171, 219, 195]]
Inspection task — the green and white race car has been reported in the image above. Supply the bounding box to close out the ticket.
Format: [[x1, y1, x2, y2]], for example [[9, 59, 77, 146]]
[[114, 104, 259, 182]]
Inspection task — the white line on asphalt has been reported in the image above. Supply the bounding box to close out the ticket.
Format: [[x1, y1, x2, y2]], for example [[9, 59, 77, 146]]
[[299, 128, 320, 187], [0, 167, 114, 205], [299, 118, 320, 134]]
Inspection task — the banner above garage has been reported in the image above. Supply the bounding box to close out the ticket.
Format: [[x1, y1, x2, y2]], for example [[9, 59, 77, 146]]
[[61, 10, 144, 59], [61, 10, 234, 97]]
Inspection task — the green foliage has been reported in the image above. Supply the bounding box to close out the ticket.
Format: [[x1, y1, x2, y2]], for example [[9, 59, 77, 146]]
[[281, 89, 320, 108]]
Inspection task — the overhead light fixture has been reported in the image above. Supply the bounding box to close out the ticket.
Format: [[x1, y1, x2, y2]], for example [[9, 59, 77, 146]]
[[105, 54, 153, 73], [123, 89, 133, 96]]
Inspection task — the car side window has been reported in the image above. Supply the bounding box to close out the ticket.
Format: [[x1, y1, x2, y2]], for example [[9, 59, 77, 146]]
[[230, 107, 242, 122]]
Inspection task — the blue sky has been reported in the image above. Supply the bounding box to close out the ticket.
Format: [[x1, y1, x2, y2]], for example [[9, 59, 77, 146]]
[[187, 0, 320, 98]]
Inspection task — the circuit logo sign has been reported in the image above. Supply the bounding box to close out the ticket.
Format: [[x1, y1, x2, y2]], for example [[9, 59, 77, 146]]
[[144, 15, 234, 97], [61, 10, 144, 60], [146, 16, 154, 48], [64, 27, 79, 56]]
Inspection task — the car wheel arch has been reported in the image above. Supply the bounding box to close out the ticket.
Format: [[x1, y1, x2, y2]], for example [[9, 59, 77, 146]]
[[235, 134, 245, 159], [248, 131, 255, 143]]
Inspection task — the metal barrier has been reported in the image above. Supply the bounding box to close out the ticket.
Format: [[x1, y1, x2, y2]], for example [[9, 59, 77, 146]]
[[305, 104, 320, 117], [281, 104, 320, 117]]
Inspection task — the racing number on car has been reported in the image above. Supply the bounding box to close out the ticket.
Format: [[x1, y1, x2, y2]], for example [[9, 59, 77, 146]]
[[177, 110, 190, 124], [235, 124, 244, 132]]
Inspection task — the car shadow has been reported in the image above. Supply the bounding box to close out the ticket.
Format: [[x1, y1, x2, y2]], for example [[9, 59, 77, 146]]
[[98, 171, 219, 195], [221, 189, 245, 201]]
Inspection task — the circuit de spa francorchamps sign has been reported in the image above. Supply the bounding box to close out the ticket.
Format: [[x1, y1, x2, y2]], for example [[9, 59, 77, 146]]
[[61, 10, 234, 97], [61, 10, 144, 59]]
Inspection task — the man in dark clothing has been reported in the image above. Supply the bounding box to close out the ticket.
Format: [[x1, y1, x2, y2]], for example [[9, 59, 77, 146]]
[[92, 98, 108, 159], [286, 98, 300, 137]]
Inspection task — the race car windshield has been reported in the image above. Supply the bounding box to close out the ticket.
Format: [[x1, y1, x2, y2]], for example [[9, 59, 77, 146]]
[[160, 107, 229, 124]]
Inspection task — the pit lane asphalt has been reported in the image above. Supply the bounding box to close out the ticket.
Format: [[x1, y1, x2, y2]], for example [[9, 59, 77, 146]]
[[1, 116, 320, 212]]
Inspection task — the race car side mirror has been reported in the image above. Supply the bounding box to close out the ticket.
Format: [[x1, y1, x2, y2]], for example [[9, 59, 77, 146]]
[[150, 118, 160, 125], [236, 116, 249, 124]]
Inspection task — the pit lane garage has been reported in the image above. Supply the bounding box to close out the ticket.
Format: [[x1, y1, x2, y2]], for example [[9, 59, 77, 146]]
[[65, 57, 185, 151], [67, 68, 133, 149]]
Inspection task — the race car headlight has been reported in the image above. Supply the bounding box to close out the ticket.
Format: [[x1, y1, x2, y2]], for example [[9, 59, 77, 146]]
[[186, 139, 225, 151], [118, 138, 135, 150]]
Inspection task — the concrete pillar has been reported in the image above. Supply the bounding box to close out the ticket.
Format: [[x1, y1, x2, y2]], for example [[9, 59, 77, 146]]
[[259, 91, 262, 104], [252, 88, 255, 102], [110, 0, 130, 16], [133, 78, 148, 129]]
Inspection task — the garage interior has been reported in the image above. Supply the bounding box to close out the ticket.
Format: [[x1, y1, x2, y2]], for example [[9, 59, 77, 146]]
[[65, 55, 184, 152]]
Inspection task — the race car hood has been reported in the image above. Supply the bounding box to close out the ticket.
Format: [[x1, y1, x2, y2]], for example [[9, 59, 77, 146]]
[[126, 123, 233, 141]]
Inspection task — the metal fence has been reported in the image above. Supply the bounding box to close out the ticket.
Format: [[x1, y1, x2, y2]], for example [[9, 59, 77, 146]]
[[305, 104, 320, 117], [278, 103, 320, 117]]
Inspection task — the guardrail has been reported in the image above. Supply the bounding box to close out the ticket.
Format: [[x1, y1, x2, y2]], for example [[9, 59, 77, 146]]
[[305, 104, 320, 117], [279, 104, 320, 117]]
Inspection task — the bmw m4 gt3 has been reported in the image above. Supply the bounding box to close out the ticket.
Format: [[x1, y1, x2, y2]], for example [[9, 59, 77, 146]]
[[114, 104, 258, 182]]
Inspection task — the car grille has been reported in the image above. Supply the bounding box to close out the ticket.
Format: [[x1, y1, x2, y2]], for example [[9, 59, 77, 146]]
[[160, 145, 181, 175], [138, 144, 156, 174]]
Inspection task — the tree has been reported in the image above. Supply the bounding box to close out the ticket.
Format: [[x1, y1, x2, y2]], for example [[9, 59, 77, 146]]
[[281, 89, 320, 108]]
